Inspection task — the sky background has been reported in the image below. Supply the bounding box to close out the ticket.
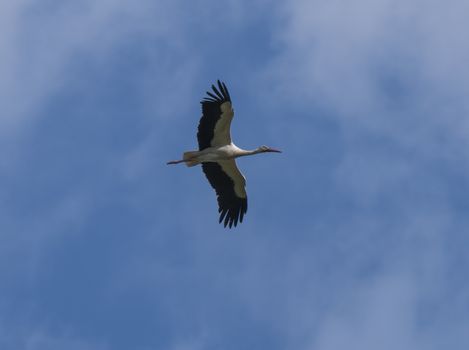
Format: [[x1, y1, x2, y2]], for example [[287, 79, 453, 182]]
[[1, 0, 469, 349]]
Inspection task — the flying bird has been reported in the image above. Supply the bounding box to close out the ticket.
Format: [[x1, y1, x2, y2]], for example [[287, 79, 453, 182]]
[[167, 80, 281, 228]]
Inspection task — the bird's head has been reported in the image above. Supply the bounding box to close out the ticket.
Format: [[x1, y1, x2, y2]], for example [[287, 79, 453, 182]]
[[258, 145, 282, 153]]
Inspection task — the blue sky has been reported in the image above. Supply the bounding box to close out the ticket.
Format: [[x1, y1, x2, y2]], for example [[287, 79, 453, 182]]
[[1, 0, 469, 349]]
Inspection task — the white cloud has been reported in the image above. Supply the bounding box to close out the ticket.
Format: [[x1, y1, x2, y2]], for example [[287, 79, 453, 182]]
[[311, 272, 418, 350], [24, 331, 108, 350], [306, 267, 469, 350], [263, 0, 469, 151], [0, 0, 191, 134], [0, 309, 108, 350], [0, 327, 108, 350], [268, 204, 467, 350]]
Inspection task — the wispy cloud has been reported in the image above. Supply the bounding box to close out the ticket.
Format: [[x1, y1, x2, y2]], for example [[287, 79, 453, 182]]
[[264, 0, 469, 148], [0, 323, 109, 350]]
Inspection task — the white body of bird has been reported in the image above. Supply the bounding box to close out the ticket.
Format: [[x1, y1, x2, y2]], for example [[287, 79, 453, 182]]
[[175, 143, 274, 167]]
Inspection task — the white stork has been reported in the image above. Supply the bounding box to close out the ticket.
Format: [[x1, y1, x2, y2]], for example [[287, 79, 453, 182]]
[[167, 80, 281, 228]]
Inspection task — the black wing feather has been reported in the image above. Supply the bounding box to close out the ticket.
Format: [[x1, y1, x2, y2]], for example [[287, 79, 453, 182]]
[[197, 80, 232, 150], [205, 91, 219, 100], [202, 162, 248, 228], [211, 84, 224, 99], [219, 81, 231, 101]]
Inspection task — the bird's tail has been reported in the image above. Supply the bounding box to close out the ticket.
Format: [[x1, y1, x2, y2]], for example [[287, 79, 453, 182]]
[[183, 151, 200, 167]]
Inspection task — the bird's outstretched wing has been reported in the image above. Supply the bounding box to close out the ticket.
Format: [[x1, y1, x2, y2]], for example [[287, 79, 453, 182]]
[[197, 80, 234, 150], [202, 160, 248, 228]]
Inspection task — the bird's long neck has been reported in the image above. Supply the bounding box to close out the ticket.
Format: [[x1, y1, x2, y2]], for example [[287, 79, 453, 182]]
[[236, 148, 263, 157]]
